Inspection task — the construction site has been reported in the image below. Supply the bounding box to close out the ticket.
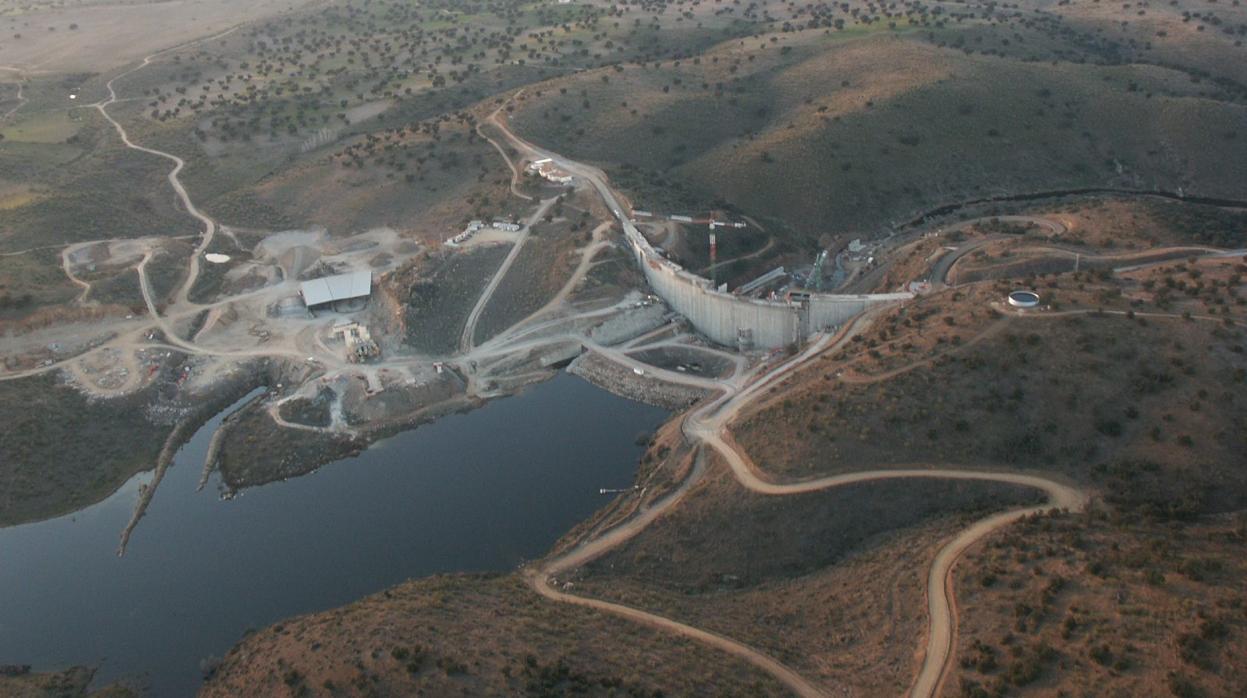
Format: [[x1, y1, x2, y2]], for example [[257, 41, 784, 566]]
[[6, 1, 1247, 696], [627, 209, 909, 350], [1, 81, 920, 473]]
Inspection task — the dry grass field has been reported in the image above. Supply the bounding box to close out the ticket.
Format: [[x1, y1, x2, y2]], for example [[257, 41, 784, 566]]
[[506, 5, 1247, 243], [0, 109, 199, 252], [0, 664, 134, 698]]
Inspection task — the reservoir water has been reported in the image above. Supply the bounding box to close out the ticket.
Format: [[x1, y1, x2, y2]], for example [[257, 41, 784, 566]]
[[0, 372, 667, 695]]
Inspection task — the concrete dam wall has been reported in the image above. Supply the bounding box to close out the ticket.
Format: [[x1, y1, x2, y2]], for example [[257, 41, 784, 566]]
[[619, 219, 909, 350]]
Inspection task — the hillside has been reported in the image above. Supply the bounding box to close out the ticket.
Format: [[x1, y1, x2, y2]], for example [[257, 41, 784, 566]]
[[202, 573, 785, 697], [507, 4, 1247, 244], [736, 273, 1247, 514]]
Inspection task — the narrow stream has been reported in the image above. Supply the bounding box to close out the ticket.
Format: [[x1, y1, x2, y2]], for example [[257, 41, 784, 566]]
[[0, 372, 667, 696]]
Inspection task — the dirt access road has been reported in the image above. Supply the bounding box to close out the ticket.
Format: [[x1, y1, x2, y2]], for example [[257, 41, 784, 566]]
[[422, 91, 1229, 698], [1, 38, 683, 555], [518, 297, 1089, 697], [459, 196, 557, 352], [92, 31, 234, 310], [484, 104, 1096, 697], [11, 46, 1102, 695], [484, 101, 1091, 693]]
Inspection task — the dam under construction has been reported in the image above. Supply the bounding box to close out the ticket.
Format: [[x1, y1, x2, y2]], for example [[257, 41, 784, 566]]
[[487, 113, 913, 352], [616, 214, 910, 351]]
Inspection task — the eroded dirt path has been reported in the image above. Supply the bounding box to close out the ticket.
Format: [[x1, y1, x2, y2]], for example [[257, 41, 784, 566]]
[[59, 243, 95, 305]]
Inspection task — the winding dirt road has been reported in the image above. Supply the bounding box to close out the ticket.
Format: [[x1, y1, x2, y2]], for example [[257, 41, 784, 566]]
[[482, 107, 1096, 697], [6, 45, 1116, 693], [94, 69, 215, 309], [522, 304, 1089, 697], [90, 27, 239, 310], [476, 94, 534, 202], [1, 79, 26, 122]]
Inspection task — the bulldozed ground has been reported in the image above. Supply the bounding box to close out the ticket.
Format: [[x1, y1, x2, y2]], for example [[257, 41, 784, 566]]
[[472, 204, 594, 345], [0, 0, 314, 73], [387, 244, 512, 356]]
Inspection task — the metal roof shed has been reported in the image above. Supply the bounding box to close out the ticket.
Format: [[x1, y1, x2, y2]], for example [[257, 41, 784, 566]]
[[300, 271, 372, 308]]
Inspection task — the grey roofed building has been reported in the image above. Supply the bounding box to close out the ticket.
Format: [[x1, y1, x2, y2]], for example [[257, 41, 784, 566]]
[[300, 270, 373, 309]]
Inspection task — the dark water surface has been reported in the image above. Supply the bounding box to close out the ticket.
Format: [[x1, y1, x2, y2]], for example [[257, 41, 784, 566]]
[[0, 372, 666, 695]]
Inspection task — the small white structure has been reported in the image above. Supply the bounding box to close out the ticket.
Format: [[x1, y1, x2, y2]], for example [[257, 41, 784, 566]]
[[447, 220, 486, 246], [527, 158, 573, 184], [300, 270, 372, 311], [492, 220, 521, 232], [1007, 290, 1041, 309]]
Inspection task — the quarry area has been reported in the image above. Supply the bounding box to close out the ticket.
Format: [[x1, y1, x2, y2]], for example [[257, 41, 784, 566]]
[[3, 0, 1247, 697]]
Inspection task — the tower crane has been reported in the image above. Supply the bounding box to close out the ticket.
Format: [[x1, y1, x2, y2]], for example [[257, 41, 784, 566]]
[[809, 249, 829, 291], [695, 217, 746, 289]]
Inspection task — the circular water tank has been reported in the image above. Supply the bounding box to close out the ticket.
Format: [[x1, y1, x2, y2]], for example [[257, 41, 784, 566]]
[[1007, 290, 1040, 308]]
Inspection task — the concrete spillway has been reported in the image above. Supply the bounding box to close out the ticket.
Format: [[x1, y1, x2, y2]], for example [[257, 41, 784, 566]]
[[618, 217, 908, 350]]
